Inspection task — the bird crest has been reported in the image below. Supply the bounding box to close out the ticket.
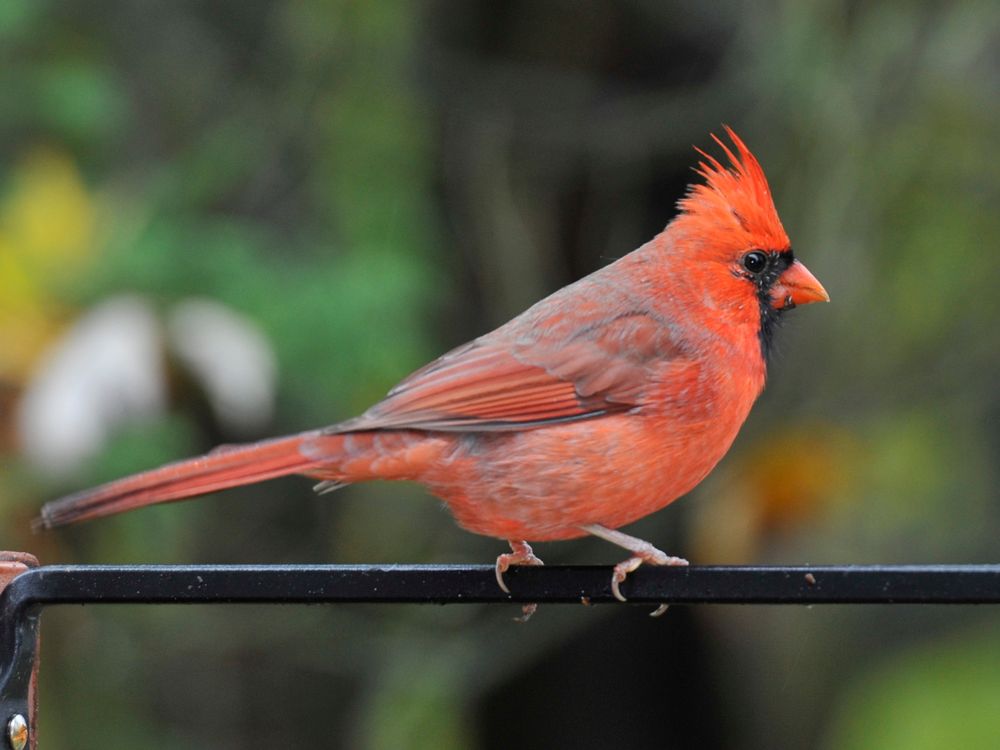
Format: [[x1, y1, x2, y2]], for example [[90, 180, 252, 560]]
[[677, 127, 790, 251]]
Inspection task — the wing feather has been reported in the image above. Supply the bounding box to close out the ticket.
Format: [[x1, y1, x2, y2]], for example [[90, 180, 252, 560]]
[[334, 309, 684, 433]]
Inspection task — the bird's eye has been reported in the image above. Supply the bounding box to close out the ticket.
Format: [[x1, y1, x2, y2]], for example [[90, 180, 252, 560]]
[[742, 251, 767, 274]]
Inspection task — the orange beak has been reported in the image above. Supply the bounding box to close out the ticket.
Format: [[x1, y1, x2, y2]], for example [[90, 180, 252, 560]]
[[771, 260, 829, 309]]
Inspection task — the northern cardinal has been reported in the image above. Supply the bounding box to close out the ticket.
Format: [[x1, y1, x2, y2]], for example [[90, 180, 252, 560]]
[[36, 128, 827, 605]]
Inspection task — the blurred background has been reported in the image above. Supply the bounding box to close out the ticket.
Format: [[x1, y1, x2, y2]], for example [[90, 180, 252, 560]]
[[1, 1, 999, 748]]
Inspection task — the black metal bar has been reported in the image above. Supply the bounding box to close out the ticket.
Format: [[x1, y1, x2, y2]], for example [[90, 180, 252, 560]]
[[4, 563, 1000, 608], [1, 563, 999, 738]]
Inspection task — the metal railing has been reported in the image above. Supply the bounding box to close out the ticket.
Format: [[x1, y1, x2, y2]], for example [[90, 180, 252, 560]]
[[1, 560, 999, 748]]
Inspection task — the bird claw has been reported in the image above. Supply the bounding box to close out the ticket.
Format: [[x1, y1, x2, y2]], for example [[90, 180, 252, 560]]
[[609, 550, 688, 609], [649, 604, 671, 618], [611, 556, 644, 602], [495, 566, 512, 594], [494, 540, 544, 592], [495, 541, 544, 620], [514, 603, 538, 622]]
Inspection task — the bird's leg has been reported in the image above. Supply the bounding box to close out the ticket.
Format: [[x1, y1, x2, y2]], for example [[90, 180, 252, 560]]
[[495, 540, 544, 622], [579, 524, 688, 615]]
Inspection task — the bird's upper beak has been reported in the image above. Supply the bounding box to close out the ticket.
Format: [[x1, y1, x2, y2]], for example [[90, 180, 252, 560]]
[[771, 260, 829, 309]]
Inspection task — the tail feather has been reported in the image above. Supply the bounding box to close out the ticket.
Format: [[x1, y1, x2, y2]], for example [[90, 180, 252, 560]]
[[35, 431, 327, 529]]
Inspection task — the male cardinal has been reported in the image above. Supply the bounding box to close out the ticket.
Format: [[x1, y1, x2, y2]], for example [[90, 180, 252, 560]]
[[37, 128, 827, 606]]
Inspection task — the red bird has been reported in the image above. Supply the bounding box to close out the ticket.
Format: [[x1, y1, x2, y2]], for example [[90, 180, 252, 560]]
[[37, 128, 827, 606]]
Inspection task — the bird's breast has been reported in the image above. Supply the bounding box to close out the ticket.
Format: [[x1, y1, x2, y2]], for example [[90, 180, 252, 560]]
[[420, 362, 762, 542]]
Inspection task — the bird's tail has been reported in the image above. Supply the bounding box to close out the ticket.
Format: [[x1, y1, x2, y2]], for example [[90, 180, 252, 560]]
[[35, 430, 334, 529]]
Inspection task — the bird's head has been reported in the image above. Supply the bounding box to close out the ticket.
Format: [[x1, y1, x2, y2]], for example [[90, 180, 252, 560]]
[[672, 127, 829, 355]]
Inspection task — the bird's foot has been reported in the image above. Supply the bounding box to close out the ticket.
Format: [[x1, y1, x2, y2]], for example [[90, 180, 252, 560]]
[[495, 540, 544, 592], [610, 550, 688, 603], [495, 540, 544, 622], [580, 523, 688, 614]]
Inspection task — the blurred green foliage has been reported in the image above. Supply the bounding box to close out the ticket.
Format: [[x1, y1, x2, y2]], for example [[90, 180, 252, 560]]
[[825, 622, 1000, 750], [0, 2, 998, 748]]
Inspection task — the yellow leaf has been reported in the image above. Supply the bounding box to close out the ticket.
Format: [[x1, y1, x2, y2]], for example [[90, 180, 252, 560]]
[[2, 149, 95, 276]]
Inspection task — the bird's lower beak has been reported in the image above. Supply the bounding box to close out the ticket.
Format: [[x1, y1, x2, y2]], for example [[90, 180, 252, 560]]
[[771, 260, 829, 309]]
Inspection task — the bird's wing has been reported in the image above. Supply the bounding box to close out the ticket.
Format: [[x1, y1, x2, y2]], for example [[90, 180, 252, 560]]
[[334, 310, 685, 432]]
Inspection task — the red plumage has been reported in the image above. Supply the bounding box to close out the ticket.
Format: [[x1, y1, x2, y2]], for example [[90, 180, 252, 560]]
[[37, 128, 828, 600]]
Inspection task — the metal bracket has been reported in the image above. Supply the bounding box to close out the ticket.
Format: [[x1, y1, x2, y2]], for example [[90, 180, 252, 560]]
[[0, 553, 39, 750]]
